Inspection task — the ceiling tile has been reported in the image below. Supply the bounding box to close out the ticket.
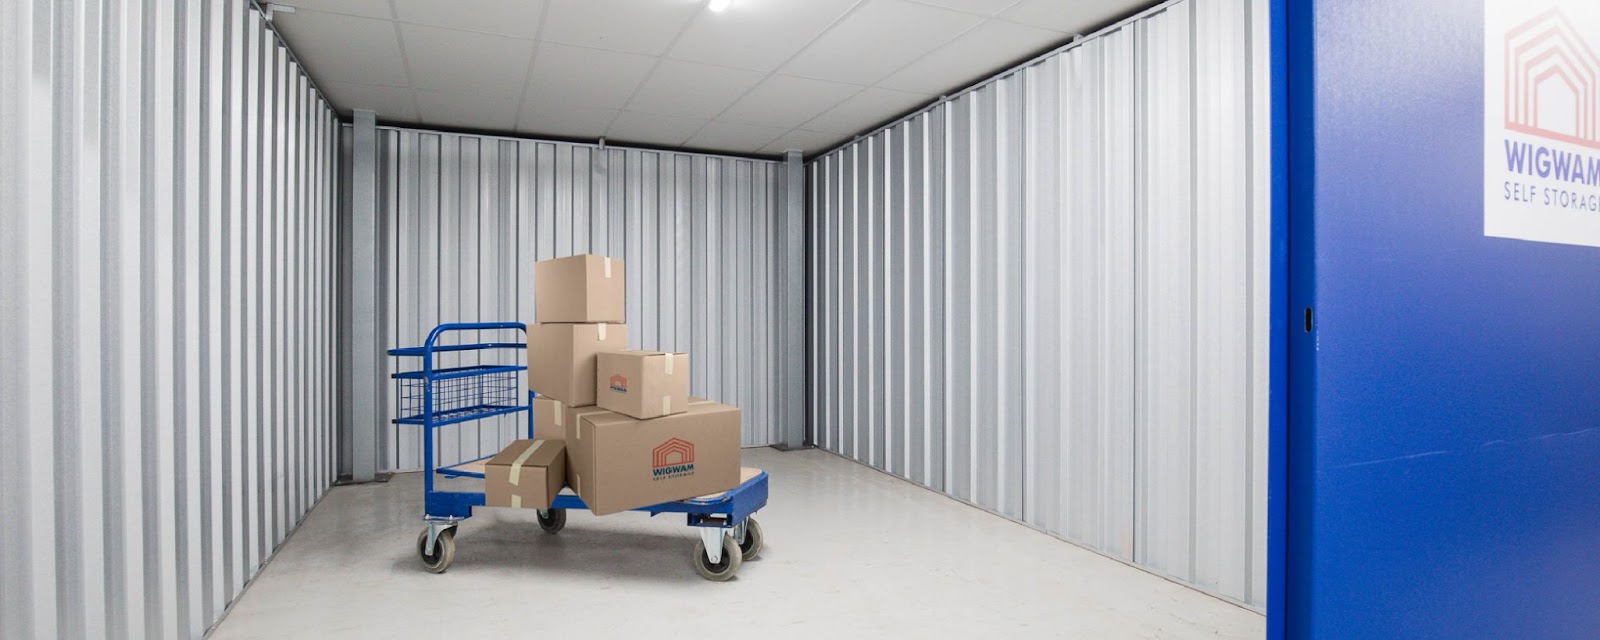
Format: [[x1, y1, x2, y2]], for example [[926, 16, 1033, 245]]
[[400, 24, 536, 97], [273, 0, 393, 19], [666, 0, 858, 72], [415, 90, 521, 131], [542, 0, 704, 56], [878, 19, 1064, 94], [758, 128, 851, 155], [801, 86, 931, 134], [720, 74, 864, 129], [272, 10, 410, 86], [625, 59, 765, 119], [905, 0, 1021, 16], [524, 43, 655, 110], [518, 104, 618, 139], [319, 81, 420, 119], [1000, 0, 1140, 35], [685, 121, 790, 153], [780, 0, 983, 85], [392, 0, 545, 39], [605, 111, 708, 147]]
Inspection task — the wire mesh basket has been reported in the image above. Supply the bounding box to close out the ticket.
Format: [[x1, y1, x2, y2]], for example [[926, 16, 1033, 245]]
[[396, 365, 521, 425]]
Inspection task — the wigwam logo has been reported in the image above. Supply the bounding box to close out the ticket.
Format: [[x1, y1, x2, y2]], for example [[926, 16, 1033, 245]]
[[651, 438, 694, 480], [1484, 1, 1600, 248], [608, 374, 628, 394], [1504, 8, 1600, 149]]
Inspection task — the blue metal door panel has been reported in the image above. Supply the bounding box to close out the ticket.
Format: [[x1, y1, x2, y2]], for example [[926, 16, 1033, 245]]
[[1288, 0, 1600, 637]]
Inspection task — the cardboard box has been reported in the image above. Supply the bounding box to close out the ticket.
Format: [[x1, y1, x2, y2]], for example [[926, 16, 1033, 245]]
[[566, 399, 741, 515], [527, 322, 627, 405], [530, 396, 612, 443], [531, 396, 563, 441], [535, 254, 624, 323], [596, 351, 690, 420], [484, 439, 566, 510]]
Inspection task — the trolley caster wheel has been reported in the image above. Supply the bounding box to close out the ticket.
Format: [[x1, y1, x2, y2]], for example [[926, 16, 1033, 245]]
[[736, 518, 764, 559], [692, 533, 744, 582], [536, 508, 566, 534], [417, 527, 456, 573]]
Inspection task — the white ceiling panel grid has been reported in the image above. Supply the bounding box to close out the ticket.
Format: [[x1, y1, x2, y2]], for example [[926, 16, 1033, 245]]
[[720, 74, 864, 129], [778, 0, 985, 86], [268, 0, 1152, 155], [524, 42, 656, 109], [541, 0, 705, 55], [391, 0, 547, 39], [414, 90, 522, 130], [667, 0, 858, 72], [398, 24, 536, 97], [625, 59, 767, 119]]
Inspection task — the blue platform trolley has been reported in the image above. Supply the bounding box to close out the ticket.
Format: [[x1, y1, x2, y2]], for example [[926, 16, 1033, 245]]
[[389, 322, 770, 581]]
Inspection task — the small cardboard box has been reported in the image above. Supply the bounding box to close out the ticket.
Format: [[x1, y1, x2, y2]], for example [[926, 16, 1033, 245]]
[[484, 439, 566, 510], [535, 254, 625, 323], [565, 399, 741, 516], [527, 322, 628, 406], [596, 351, 689, 420]]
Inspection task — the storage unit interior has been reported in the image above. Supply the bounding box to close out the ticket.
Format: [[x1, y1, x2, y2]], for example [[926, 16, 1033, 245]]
[[2, 0, 1271, 638]]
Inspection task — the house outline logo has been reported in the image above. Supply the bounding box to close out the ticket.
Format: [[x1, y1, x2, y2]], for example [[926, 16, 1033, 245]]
[[1504, 7, 1600, 149], [608, 373, 628, 394], [650, 437, 695, 480]]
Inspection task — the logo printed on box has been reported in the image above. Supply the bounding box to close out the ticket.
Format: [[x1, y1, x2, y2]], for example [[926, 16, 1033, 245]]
[[609, 373, 628, 394], [1484, 2, 1600, 247], [651, 437, 695, 480]]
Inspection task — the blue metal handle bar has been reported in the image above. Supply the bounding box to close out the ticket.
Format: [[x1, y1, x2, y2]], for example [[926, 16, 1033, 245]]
[[414, 322, 527, 504]]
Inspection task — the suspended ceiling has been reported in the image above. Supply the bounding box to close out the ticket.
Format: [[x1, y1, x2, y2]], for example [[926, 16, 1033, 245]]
[[270, 0, 1152, 156]]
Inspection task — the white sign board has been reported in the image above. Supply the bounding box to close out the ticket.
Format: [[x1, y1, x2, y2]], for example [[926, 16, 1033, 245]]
[[1484, 0, 1600, 247]]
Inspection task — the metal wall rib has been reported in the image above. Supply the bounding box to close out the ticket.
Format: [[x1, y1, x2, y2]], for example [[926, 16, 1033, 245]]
[[806, 0, 1270, 607], [370, 128, 795, 471], [0, 1, 341, 638]]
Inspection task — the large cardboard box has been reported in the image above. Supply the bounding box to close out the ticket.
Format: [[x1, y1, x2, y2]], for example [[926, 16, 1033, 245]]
[[566, 399, 741, 515], [527, 322, 627, 406], [596, 351, 689, 420], [484, 439, 566, 510], [535, 254, 624, 323]]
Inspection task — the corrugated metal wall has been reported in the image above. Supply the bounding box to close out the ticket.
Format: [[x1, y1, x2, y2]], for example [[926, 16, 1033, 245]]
[[806, 0, 1270, 607], [0, 1, 341, 638], [371, 128, 796, 471]]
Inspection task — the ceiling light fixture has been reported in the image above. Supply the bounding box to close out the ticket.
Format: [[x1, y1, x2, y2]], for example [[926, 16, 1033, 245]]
[[707, 0, 731, 12]]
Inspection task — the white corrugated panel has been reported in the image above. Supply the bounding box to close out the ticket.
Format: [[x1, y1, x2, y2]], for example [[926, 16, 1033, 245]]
[[371, 129, 795, 471], [806, 0, 1270, 607], [0, 1, 340, 637]]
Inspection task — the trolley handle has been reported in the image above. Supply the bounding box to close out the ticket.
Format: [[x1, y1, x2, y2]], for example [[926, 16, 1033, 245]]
[[424, 321, 527, 351]]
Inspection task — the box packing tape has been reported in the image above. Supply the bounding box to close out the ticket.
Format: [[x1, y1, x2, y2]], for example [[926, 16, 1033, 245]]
[[661, 396, 671, 415], [663, 353, 674, 375], [552, 399, 563, 427], [603, 257, 612, 278], [596, 323, 607, 340], [508, 440, 545, 509]]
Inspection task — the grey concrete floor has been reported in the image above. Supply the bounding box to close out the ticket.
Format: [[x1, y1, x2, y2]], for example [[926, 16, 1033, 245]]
[[210, 448, 1263, 639]]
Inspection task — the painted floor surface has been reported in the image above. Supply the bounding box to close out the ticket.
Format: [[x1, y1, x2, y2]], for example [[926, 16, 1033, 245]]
[[210, 448, 1263, 639]]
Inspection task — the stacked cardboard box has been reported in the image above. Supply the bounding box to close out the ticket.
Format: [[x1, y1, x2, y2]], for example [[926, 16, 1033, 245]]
[[496, 253, 741, 516]]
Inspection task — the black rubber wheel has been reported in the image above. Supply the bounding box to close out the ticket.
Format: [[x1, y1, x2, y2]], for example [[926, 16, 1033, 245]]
[[738, 518, 764, 559], [692, 533, 744, 581], [537, 508, 567, 534], [417, 527, 456, 573]]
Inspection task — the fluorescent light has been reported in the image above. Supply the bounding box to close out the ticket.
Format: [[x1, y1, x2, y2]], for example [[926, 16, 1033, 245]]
[[708, 0, 731, 12]]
